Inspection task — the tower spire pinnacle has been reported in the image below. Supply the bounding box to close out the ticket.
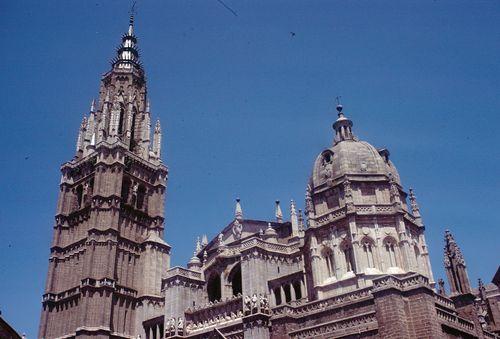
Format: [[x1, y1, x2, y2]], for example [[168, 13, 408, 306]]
[[112, 6, 141, 70]]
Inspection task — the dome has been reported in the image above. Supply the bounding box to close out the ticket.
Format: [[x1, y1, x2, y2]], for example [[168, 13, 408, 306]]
[[311, 106, 401, 188]]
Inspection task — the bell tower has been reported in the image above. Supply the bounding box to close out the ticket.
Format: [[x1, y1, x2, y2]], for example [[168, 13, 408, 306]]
[[39, 14, 170, 339]]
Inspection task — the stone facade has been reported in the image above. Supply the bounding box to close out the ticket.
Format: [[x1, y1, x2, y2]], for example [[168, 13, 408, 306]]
[[39, 15, 500, 339]]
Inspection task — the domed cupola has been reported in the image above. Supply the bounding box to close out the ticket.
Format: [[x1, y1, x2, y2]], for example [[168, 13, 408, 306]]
[[311, 104, 401, 189]]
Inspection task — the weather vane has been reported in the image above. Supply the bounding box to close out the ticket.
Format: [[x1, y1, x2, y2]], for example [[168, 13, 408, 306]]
[[130, 1, 137, 17]]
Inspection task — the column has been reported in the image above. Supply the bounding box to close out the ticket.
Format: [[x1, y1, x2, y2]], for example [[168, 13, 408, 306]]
[[290, 282, 296, 301], [299, 280, 305, 300]]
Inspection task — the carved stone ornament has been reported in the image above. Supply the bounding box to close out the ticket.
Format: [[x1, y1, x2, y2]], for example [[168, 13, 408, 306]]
[[321, 152, 334, 180], [232, 219, 243, 239]]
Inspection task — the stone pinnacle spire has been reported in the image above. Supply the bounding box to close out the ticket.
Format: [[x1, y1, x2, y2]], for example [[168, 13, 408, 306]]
[[409, 188, 422, 221], [153, 120, 162, 158], [275, 200, 283, 223], [290, 199, 299, 235], [298, 209, 305, 231], [333, 99, 355, 144], [235, 198, 243, 220], [443, 229, 471, 295]]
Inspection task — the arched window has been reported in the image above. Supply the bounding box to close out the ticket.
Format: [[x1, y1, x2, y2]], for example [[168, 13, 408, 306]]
[[341, 241, 356, 273], [322, 247, 336, 278], [362, 237, 375, 268], [384, 237, 398, 268], [121, 177, 131, 204], [130, 107, 137, 151], [117, 105, 125, 135], [273, 287, 282, 305], [283, 284, 291, 303], [228, 264, 242, 296], [207, 273, 221, 302], [292, 281, 302, 300], [136, 185, 146, 210], [75, 185, 83, 209]]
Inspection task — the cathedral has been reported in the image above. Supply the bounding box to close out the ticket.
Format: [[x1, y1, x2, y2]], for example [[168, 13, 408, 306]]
[[38, 15, 500, 339]]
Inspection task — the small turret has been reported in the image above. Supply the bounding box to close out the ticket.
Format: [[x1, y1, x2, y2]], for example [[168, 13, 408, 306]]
[[264, 222, 278, 243]]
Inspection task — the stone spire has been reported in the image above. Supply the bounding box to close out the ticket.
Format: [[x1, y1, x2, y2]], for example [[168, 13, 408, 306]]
[[235, 198, 243, 220], [409, 188, 421, 221], [84, 100, 97, 149], [443, 229, 471, 295], [195, 236, 202, 253], [275, 200, 283, 223], [76, 117, 87, 153], [141, 101, 151, 158], [290, 200, 299, 236], [201, 234, 208, 246], [332, 102, 355, 144], [298, 209, 305, 232], [153, 120, 162, 158]]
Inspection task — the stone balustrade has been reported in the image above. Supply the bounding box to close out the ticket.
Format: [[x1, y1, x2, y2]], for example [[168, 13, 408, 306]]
[[272, 287, 372, 317], [434, 293, 455, 310], [184, 294, 244, 333], [288, 311, 377, 339], [436, 308, 475, 332]]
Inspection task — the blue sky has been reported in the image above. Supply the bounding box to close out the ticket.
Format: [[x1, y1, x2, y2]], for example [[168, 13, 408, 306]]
[[0, 1, 499, 336]]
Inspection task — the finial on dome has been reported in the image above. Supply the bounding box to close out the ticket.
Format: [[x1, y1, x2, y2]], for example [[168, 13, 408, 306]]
[[332, 97, 355, 144], [275, 200, 283, 223], [235, 198, 243, 220], [335, 96, 343, 115]]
